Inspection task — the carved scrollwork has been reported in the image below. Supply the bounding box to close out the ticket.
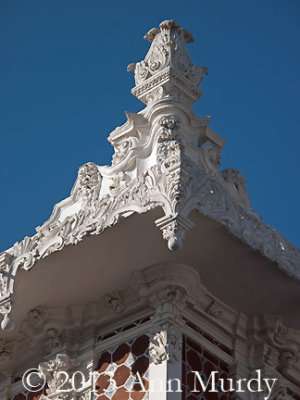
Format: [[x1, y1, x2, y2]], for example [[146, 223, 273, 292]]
[[128, 20, 208, 104], [111, 137, 138, 168], [273, 325, 293, 347], [73, 162, 102, 205], [198, 141, 221, 174], [222, 168, 251, 211], [149, 329, 168, 364], [159, 115, 179, 131], [264, 346, 280, 368], [157, 115, 181, 177], [12, 236, 39, 272], [145, 86, 164, 104], [258, 319, 300, 379], [1, 19, 299, 332], [104, 290, 124, 313], [39, 353, 82, 397], [144, 27, 159, 42], [157, 216, 193, 251], [112, 140, 131, 166], [1, 142, 299, 329], [0, 253, 11, 298], [0, 299, 14, 330], [149, 324, 182, 364]]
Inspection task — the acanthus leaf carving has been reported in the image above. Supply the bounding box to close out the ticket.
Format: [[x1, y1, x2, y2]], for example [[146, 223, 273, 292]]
[[149, 323, 182, 365], [38, 353, 82, 398], [0, 298, 14, 331], [12, 236, 39, 272], [128, 20, 207, 104], [72, 162, 102, 209], [0, 253, 12, 298], [149, 329, 168, 364], [148, 285, 185, 364], [1, 19, 299, 331]]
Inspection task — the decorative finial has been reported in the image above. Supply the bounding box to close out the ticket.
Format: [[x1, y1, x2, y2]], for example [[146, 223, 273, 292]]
[[128, 20, 208, 105]]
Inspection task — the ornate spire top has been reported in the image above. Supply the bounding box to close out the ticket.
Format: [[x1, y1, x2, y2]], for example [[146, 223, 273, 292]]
[[128, 20, 208, 105]]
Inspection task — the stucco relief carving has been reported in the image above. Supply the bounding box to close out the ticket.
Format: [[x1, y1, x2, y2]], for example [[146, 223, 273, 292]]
[[265, 346, 280, 368], [12, 236, 39, 272], [0, 253, 12, 299], [250, 317, 300, 386], [222, 168, 251, 211], [39, 353, 82, 399], [149, 329, 168, 364], [205, 298, 225, 320], [128, 20, 208, 104], [149, 288, 184, 364], [1, 131, 299, 328], [149, 324, 182, 364], [149, 286, 185, 364], [0, 299, 13, 330], [273, 325, 293, 347], [72, 162, 102, 206], [151, 287, 186, 321], [198, 141, 221, 174], [104, 290, 125, 313], [259, 370, 295, 400], [0, 20, 299, 329], [111, 139, 131, 166], [1, 263, 298, 397], [269, 324, 299, 374], [27, 306, 47, 329], [133, 266, 188, 364]]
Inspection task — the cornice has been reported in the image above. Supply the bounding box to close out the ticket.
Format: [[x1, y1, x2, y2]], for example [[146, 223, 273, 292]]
[[2, 263, 299, 397], [0, 20, 299, 331]]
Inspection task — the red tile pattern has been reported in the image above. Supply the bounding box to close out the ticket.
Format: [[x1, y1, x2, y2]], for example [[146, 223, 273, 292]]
[[182, 336, 230, 400], [95, 335, 150, 399], [11, 389, 46, 400], [184, 319, 232, 356]]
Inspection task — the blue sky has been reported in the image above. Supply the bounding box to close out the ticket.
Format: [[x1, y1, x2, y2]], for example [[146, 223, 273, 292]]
[[0, 0, 299, 251]]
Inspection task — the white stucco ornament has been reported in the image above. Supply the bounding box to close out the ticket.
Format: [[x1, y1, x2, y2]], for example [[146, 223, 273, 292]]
[[0, 20, 299, 329]]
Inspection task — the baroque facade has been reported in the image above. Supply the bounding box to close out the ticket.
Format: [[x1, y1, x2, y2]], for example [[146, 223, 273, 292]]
[[0, 20, 299, 400]]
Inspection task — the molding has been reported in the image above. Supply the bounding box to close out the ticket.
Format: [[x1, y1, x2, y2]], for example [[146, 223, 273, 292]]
[[0, 20, 299, 330], [128, 20, 207, 105], [3, 262, 300, 399]]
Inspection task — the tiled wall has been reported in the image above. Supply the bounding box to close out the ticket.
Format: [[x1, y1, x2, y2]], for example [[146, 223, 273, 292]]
[[9, 331, 300, 400], [11, 390, 45, 400], [95, 334, 150, 400], [182, 336, 230, 400]]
